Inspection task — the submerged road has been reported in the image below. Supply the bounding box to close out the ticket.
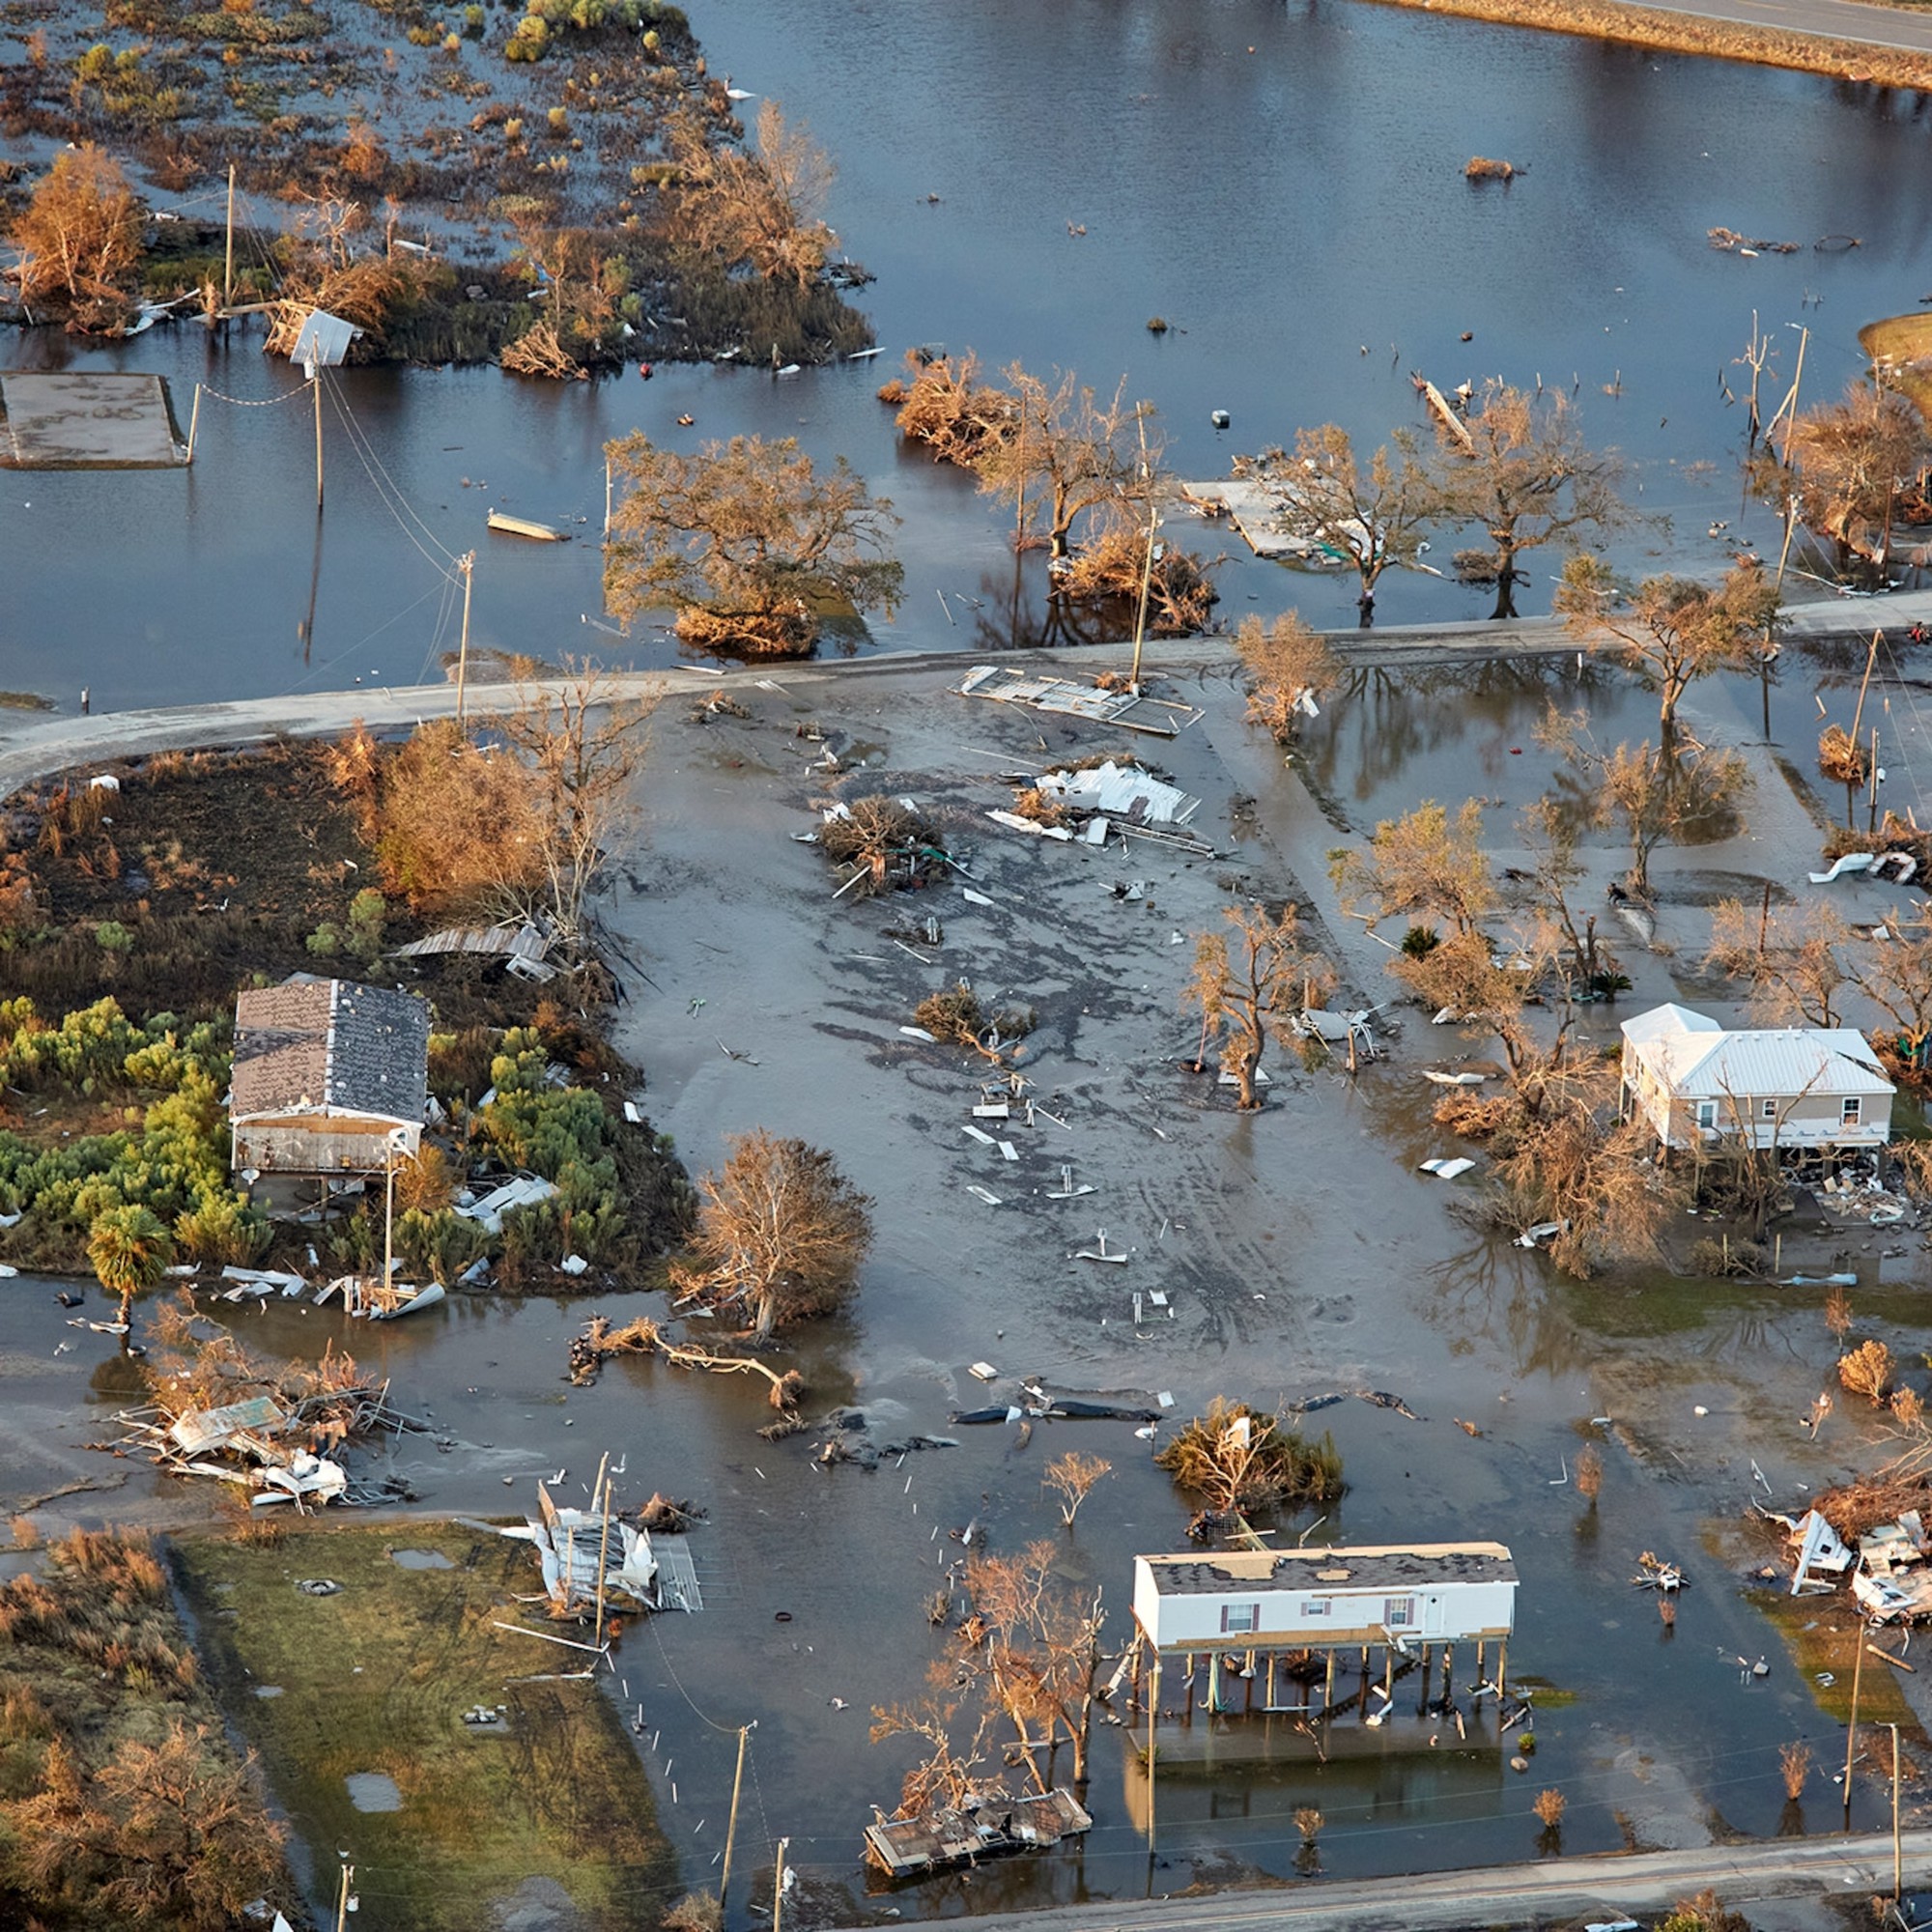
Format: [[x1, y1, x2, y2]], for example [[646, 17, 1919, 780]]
[[1, 587, 1929, 797], [832, 1828, 1932, 1932]]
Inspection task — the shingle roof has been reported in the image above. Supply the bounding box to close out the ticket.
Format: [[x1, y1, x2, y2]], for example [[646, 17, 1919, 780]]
[[1140, 1543, 1517, 1594], [232, 978, 429, 1125]]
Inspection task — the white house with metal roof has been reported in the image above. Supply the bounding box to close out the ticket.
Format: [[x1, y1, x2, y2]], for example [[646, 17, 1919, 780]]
[[1619, 1002, 1893, 1152]]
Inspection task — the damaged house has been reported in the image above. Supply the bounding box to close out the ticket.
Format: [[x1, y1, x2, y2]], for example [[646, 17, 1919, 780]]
[[230, 977, 432, 1200], [1619, 1003, 1894, 1154]]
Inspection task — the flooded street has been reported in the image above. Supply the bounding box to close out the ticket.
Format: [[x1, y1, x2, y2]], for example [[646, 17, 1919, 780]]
[[3, 4, 1932, 706], [8, 0, 1932, 1924]]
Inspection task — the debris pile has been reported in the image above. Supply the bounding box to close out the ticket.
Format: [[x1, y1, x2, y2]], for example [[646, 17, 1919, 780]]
[[864, 1788, 1092, 1878], [814, 796, 952, 898], [1763, 1475, 1932, 1624], [114, 1379, 424, 1510], [1709, 228, 1800, 255], [497, 1483, 701, 1620]]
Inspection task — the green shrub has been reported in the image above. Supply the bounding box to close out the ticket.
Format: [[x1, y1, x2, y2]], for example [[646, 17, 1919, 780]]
[[94, 921, 135, 953]]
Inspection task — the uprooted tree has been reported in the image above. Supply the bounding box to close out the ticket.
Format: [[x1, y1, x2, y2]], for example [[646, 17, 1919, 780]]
[[1180, 901, 1336, 1108], [1242, 425, 1441, 622], [1428, 382, 1624, 619], [1556, 557, 1780, 735], [1234, 611, 1339, 745], [1155, 1398, 1344, 1519], [670, 1129, 873, 1337], [603, 432, 902, 656]]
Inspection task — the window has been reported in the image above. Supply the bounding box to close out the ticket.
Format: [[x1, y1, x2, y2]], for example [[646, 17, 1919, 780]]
[[1843, 1096, 1863, 1127], [1695, 1100, 1718, 1130], [1385, 1596, 1416, 1628], [1220, 1602, 1260, 1634], [1761, 1099, 1777, 1122], [1299, 1599, 1331, 1618]]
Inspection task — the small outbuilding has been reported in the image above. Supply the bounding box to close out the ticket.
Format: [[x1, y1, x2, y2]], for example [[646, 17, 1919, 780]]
[[1619, 1003, 1893, 1152], [230, 977, 430, 1180]]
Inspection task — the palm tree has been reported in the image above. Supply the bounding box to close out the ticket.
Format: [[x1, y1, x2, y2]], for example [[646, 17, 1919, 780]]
[[87, 1205, 174, 1351]]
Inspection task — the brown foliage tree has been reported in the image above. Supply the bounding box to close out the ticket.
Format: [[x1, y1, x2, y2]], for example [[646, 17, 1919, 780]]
[[9, 145, 142, 327], [888, 351, 1017, 469], [975, 366, 1147, 560], [1235, 611, 1339, 744], [671, 100, 836, 289], [1245, 425, 1442, 620], [1428, 383, 1624, 619], [1707, 896, 1851, 1029], [1179, 901, 1335, 1109], [671, 1130, 873, 1337], [11, 1720, 286, 1930], [1154, 1398, 1345, 1515], [1331, 797, 1497, 939], [1558, 557, 1780, 733], [1838, 1338, 1893, 1406], [604, 432, 902, 657], [1776, 382, 1928, 573]]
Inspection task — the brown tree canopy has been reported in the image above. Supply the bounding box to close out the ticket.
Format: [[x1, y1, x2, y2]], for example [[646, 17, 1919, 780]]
[[1245, 425, 1441, 618], [671, 100, 837, 289], [974, 366, 1147, 559], [604, 432, 902, 656], [1331, 797, 1497, 938], [1776, 381, 1929, 571], [1180, 901, 1335, 1109], [1557, 557, 1779, 732], [1428, 383, 1624, 618], [1234, 611, 1339, 743], [671, 1129, 873, 1336], [9, 145, 142, 327]]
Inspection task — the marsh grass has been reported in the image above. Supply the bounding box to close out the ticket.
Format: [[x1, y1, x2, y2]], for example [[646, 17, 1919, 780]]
[[174, 1520, 677, 1932]]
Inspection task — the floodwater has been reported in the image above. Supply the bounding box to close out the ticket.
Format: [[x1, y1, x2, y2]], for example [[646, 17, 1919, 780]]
[[4, 1, 1932, 707]]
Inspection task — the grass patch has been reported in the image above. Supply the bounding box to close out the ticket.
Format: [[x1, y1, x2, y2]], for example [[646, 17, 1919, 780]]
[[1861, 312, 1932, 426], [1510, 1673, 1580, 1709], [174, 1520, 677, 1932], [1751, 1587, 1918, 1734]]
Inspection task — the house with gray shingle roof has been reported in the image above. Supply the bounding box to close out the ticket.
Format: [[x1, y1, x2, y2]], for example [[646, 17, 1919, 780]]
[[230, 977, 431, 1180]]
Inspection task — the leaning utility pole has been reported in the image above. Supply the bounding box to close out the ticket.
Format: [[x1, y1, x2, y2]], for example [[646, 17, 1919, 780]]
[[454, 551, 476, 724], [719, 1722, 753, 1906]]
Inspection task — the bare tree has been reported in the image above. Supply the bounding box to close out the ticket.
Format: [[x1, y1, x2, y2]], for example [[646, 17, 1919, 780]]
[[671, 1130, 873, 1337], [1707, 897, 1851, 1028], [1245, 425, 1442, 622], [975, 366, 1146, 560], [1557, 557, 1780, 734], [867, 1696, 1003, 1818], [957, 1543, 1108, 1790], [1154, 1398, 1344, 1514], [1042, 1451, 1111, 1527], [1331, 797, 1498, 939], [1234, 611, 1339, 743], [1845, 901, 1932, 1078], [1428, 382, 1624, 619], [1179, 902, 1335, 1109], [671, 100, 837, 289], [1543, 710, 1749, 898], [604, 433, 902, 656], [497, 662, 658, 940]]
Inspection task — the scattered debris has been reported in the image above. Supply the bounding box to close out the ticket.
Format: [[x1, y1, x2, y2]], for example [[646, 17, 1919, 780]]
[[487, 508, 570, 541], [390, 920, 558, 982], [1709, 227, 1800, 255], [318, 1276, 447, 1321], [1419, 1156, 1476, 1181], [1632, 1551, 1687, 1593], [954, 665, 1203, 738], [864, 1788, 1093, 1877], [494, 1482, 700, 1619], [451, 1174, 559, 1235]]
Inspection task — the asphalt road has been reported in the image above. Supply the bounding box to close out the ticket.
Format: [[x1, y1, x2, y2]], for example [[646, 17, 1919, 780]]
[[833, 1829, 1932, 1932], [1629, 0, 1932, 54]]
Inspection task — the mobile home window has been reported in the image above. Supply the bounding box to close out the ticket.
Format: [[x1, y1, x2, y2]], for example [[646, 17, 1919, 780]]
[[1220, 1602, 1261, 1635], [1843, 1097, 1862, 1126], [1384, 1596, 1416, 1628], [1299, 1599, 1331, 1618], [1695, 1100, 1718, 1130]]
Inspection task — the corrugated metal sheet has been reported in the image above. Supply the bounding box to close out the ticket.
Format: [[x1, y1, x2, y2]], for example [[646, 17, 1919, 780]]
[[169, 1395, 286, 1456], [1036, 759, 1200, 825], [291, 308, 359, 372], [1655, 1028, 1893, 1099]]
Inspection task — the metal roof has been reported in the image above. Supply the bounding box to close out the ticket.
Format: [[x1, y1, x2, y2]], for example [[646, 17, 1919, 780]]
[[1620, 1002, 1722, 1050], [1633, 1023, 1893, 1101], [290, 307, 360, 373], [1139, 1542, 1516, 1594]]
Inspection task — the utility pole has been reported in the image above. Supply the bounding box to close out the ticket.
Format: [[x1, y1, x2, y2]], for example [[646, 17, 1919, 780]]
[[223, 161, 236, 315], [1128, 410, 1158, 692], [771, 1837, 790, 1932], [591, 1452, 611, 1650], [1844, 1634, 1865, 1829], [313, 369, 326, 510], [334, 1861, 355, 1932], [1891, 1722, 1904, 1900], [1146, 1654, 1159, 1853], [604, 456, 612, 538], [454, 551, 475, 724], [1772, 324, 1808, 595], [719, 1722, 753, 1907], [382, 1129, 401, 1295]]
